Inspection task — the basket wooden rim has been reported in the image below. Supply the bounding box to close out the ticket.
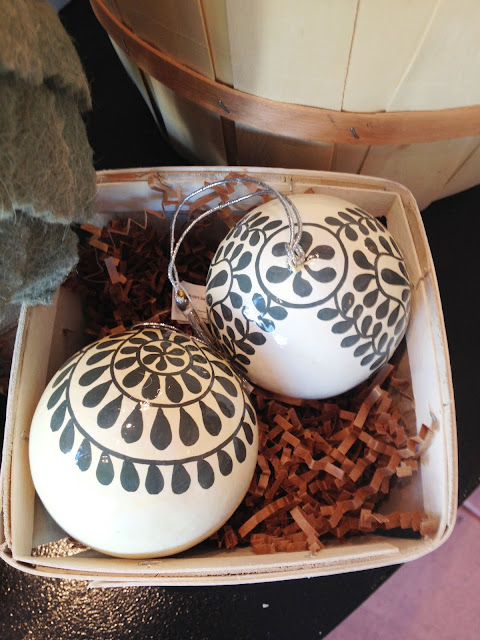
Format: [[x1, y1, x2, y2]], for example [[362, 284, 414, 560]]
[[91, 0, 480, 146]]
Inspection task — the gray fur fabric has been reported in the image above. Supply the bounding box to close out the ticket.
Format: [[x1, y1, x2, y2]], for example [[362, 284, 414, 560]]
[[0, 0, 96, 318]]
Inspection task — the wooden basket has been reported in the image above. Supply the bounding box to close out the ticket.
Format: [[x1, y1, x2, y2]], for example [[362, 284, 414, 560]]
[[92, 0, 480, 210], [0, 166, 456, 586]]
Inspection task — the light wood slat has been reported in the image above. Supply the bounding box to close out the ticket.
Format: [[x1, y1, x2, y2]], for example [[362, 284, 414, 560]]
[[220, 117, 238, 165], [109, 38, 161, 126], [114, 0, 215, 79], [360, 137, 479, 210], [440, 139, 480, 199], [389, 0, 480, 111], [342, 0, 438, 112], [225, 0, 358, 110], [236, 125, 334, 170], [200, 0, 237, 162], [145, 77, 227, 164], [201, 0, 234, 85], [91, 0, 480, 145], [330, 143, 370, 174]]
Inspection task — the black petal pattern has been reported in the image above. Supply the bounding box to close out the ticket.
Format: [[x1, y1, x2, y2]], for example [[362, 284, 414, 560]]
[[145, 465, 164, 494], [52, 366, 74, 388], [79, 365, 109, 386], [200, 401, 222, 436], [46, 326, 257, 496], [82, 381, 112, 408], [212, 391, 235, 418], [179, 408, 199, 446], [50, 401, 67, 432], [59, 420, 75, 453], [86, 350, 114, 366], [120, 460, 140, 492], [75, 439, 92, 472], [150, 408, 172, 450], [96, 452, 114, 485], [165, 374, 183, 403], [123, 367, 145, 388], [97, 394, 123, 429], [142, 373, 160, 400], [217, 376, 238, 397], [47, 382, 67, 410], [293, 271, 312, 297], [172, 464, 191, 494], [242, 421, 254, 445], [181, 371, 202, 394], [233, 437, 246, 462], [115, 357, 136, 370], [218, 450, 233, 476], [96, 338, 124, 350], [121, 404, 143, 443], [197, 459, 215, 489]]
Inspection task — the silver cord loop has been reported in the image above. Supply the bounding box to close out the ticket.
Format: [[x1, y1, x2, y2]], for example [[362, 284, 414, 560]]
[[167, 176, 305, 344]]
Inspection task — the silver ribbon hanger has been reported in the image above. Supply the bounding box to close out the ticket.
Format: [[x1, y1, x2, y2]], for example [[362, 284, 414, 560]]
[[167, 176, 305, 346]]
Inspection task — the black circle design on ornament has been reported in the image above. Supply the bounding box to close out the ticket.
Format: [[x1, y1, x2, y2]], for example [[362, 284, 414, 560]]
[[103, 329, 217, 409], [64, 381, 252, 463], [206, 205, 411, 377], [43, 330, 256, 494], [255, 224, 349, 309]]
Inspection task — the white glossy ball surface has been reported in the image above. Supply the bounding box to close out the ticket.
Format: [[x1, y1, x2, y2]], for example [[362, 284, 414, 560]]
[[206, 194, 411, 398], [29, 326, 258, 558]]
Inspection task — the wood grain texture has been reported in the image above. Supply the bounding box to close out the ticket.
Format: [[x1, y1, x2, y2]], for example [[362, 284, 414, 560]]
[[145, 77, 227, 164], [91, 0, 480, 145], [330, 143, 370, 174], [388, 0, 480, 111], [235, 125, 334, 170], [342, 0, 438, 111], [201, 0, 234, 85], [226, 0, 357, 110], [114, 0, 215, 78], [440, 140, 480, 200], [360, 137, 480, 210]]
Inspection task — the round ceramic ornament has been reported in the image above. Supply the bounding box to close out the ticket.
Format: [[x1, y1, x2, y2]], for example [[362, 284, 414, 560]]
[[205, 192, 411, 398], [29, 325, 258, 558]]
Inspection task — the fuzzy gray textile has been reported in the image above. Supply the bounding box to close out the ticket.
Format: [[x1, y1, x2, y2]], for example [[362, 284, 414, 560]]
[[0, 0, 96, 318]]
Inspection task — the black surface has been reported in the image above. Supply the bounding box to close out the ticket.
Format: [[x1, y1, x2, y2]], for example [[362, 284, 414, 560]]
[[1, 1, 479, 638], [61, 0, 182, 170], [421, 185, 480, 503]]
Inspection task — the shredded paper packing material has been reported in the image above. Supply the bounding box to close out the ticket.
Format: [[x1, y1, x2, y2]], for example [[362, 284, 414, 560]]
[[0, 167, 456, 583], [58, 186, 434, 557]]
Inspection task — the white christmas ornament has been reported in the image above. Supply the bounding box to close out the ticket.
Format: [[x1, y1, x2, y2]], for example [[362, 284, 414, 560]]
[[205, 193, 411, 398], [29, 325, 258, 558]]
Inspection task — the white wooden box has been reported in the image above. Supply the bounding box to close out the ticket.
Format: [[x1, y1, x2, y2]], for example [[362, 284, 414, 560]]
[[0, 167, 456, 586]]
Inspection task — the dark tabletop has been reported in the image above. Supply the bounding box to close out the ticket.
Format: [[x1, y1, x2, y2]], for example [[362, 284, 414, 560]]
[[1, 1, 479, 638]]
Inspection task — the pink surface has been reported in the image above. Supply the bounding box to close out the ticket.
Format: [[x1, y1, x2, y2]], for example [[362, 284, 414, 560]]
[[464, 487, 480, 518], [328, 486, 480, 640]]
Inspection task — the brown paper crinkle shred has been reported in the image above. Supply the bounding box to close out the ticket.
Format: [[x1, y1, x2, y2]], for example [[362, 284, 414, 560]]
[[66, 210, 216, 337], [215, 373, 434, 553], [66, 189, 435, 556]]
